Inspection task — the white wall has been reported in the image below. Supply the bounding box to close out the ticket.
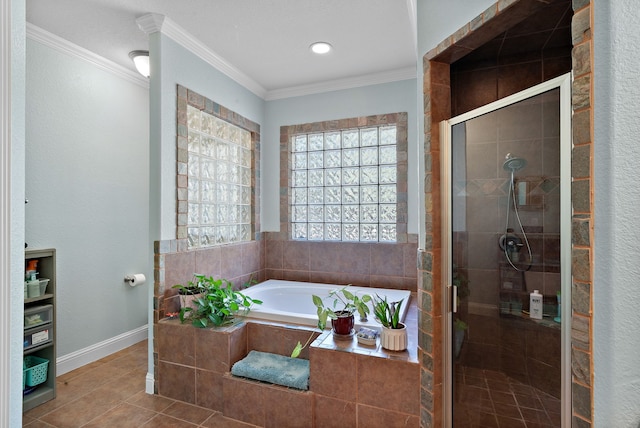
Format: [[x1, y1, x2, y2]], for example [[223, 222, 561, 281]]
[[593, 0, 640, 425], [262, 79, 418, 232], [25, 38, 150, 356]]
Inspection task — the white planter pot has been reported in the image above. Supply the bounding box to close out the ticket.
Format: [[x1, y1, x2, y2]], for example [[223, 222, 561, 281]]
[[380, 323, 407, 351]]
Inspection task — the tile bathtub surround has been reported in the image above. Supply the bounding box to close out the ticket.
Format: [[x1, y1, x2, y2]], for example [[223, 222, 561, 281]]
[[263, 236, 418, 291], [157, 240, 266, 317], [154, 300, 419, 427]]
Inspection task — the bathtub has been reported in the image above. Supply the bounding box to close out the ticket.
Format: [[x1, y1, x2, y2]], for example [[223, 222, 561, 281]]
[[242, 279, 411, 332]]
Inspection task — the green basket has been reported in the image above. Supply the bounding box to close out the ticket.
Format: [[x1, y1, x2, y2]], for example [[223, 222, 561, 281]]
[[23, 356, 49, 388]]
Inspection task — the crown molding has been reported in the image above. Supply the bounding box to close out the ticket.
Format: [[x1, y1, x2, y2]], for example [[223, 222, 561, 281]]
[[26, 23, 149, 89], [264, 66, 417, 101], [136, 13, 267, 99]]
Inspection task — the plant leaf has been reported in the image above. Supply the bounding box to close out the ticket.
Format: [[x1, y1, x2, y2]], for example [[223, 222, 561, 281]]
[[291, 342, 303, 358], [312, 294, 323, 308]]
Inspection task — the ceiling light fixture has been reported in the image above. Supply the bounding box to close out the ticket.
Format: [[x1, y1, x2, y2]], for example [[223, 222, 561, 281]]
[[310, 42, 332, 55], [129, 50, 150, 78]]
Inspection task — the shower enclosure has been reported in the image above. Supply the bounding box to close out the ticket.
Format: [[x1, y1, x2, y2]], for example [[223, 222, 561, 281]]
[[442, 75, 571, 427]]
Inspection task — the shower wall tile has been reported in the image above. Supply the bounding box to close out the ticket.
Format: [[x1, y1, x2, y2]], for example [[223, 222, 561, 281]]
[[544, 55, 573, 81], [466, 112, 498, 143], [467, 269, 500, 305], [467, 196, 500, 231], [453, 68, 498, 114], [498, 61, 543, 99], [467, 142, 498, 179], [467, 232, 499, 270]]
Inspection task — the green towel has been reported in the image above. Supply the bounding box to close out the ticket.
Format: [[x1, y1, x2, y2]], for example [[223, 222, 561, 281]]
[[231, 350, 310, 390]]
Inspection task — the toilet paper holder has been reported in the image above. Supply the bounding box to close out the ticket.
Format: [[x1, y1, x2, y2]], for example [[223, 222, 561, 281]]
[[124, 274, 146, 287]]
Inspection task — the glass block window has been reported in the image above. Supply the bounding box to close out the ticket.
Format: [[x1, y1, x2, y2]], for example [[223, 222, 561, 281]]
[[290, 125, 398, 242], [185, 105, 252, 248]]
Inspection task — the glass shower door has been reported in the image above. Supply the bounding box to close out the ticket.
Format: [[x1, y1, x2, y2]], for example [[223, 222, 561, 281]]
[[444, 75, 571, 428]]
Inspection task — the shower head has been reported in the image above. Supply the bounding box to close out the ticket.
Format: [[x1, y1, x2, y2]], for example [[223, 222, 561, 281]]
[[503, 153, 527, 172]]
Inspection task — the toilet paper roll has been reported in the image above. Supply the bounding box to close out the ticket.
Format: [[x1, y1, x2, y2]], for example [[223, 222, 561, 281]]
[[125, 273, 146, 287]]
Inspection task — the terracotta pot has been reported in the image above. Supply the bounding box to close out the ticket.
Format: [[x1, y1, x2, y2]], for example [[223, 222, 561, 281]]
[[331, 311, 355, 335], [380, 322, 408, 351]]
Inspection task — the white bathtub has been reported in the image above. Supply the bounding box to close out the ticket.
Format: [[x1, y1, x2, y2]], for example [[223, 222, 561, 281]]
[[242, 279, 411, 332]]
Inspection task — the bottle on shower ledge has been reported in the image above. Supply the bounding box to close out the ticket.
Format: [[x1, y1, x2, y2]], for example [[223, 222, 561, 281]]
[[529, 290, 543, 320]]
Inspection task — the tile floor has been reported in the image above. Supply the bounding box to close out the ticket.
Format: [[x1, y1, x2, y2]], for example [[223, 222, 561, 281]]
[[23, 338, 561, 427], [22, 340, 257, 428], [453, 365, 562, 428]]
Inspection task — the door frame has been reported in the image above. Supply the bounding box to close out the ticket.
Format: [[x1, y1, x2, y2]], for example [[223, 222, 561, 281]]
[[440, 72, 572, 427]]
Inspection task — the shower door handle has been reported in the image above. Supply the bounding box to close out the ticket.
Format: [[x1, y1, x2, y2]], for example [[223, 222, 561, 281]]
[[452, 285, 458, 313]]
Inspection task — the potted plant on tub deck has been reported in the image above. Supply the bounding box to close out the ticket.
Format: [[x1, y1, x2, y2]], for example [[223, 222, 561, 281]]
[[373, 295, 407, 351], [173, 274, 261, 328], [312, 286, 372, 337]]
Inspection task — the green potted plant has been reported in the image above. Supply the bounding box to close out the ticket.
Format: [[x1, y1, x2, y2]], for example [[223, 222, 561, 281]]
[[173, 275, 205, 316], [373, 295, 407, 351], [312, 286, 372, 336], [173, 274, 262, 328]]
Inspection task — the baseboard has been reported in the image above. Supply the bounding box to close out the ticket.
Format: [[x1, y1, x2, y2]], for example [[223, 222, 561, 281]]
[[146, 372, 155, 394], [56, 324, 149, 376]]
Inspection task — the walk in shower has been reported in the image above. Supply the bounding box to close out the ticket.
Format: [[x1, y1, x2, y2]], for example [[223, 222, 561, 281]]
[[443, 75, 571, 427]]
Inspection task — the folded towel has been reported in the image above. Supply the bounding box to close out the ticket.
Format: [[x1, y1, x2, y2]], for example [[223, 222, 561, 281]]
[[231, 350, 310, 390]]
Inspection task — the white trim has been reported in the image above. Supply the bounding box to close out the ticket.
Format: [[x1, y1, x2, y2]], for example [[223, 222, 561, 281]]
[[26, 23, 149, 89], [558, 72, 573, 428], [1, 0, 12, 424], [145, 372, 155, 395], [264, 67, 416, 101], [136, 13, 267, 99], [136, 13, 417, 101], [56, 325, 148, 376], [406, 0, 418, 55]]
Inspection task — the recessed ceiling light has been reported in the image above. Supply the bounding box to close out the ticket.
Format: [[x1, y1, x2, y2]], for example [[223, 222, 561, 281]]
[[310, 42, 332, 55]]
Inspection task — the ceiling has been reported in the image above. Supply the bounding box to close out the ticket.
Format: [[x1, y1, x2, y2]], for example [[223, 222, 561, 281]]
[[25, 0, 418, 98]]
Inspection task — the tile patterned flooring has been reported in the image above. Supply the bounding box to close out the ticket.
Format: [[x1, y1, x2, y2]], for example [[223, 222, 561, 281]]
[[453, 365, 562, 428], [23, 339, 561, 427], [22, 340, 256, 428]]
